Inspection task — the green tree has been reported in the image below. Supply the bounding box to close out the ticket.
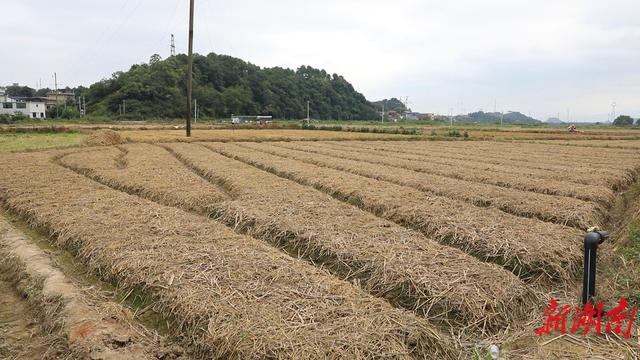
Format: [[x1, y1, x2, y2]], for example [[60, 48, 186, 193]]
[[5, 85, 35, 97], [82, 52, 380, 120], [613, 115, 634, 126], [372, 98, 407, 112], [149, 54, 162, 65]]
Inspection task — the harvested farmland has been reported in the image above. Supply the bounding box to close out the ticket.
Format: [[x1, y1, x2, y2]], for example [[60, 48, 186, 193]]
[[3, 137, 637, 358], [425, 141, 640, 173], [212, 142, 583, 281], [248, 142, 603, 229], [349, 140, 638, 176], [276, 141, 615, 204], [0, 152, 458, 359], [59, 143, 230, 212], [0, 217, 180, 359], [330, 141, 634, 190], [54, 142, 533, 330], [163, 142, 534, 330]]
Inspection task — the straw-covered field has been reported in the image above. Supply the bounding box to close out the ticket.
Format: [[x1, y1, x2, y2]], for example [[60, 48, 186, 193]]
[[1, 138, 639, 358]]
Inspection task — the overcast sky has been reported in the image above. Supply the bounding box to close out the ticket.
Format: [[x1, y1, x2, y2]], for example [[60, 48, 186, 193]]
[[2, 0, 639, 121]]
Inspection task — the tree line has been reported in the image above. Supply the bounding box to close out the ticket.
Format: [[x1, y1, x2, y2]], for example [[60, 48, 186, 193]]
[[612, 115, 640, 126], [81, 53, 380, 120]]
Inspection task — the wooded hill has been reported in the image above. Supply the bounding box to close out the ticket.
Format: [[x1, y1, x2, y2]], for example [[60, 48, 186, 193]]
[[84, 53, 380, 120], [454, 111, 541, 124], [371, 98, 407, 112]]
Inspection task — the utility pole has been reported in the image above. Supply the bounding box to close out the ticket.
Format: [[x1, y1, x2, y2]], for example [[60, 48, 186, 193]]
[[54, 72, 59, 118], [449, 108, 453, 127], [611, 102, 617, 121], [80, 95, 86, 117], [306, 100, 310, 125], [170, 34, 176, 57], [194, 98, 197, 123], [123, 100, 126, 115], [501, 111, 504, 126], [185, 0, 194, 137], [381, 103, 384, 123]]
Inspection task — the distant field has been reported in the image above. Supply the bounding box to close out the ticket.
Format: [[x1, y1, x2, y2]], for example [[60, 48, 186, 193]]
[[0, 132, 85, 152], [532, 138, 640, 149], [2, 121, 639, 152], [1, 138, 639, 358], [0, 128, 412, 153], [118, 128, 412, 142]]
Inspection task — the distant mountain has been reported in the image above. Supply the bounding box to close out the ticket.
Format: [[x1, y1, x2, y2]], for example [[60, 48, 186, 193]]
[[545, 117, 564, 124], [371, 98, 407, 112], [455, 111, 541, 124]]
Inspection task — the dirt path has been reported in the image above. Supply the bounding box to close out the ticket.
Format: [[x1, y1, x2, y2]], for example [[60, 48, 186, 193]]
[[0, 214, 188, 359], [0, 279, 51, 359]]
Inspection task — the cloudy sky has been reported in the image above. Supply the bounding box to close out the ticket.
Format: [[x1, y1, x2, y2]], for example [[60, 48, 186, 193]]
[[2, 0, 639, 121]]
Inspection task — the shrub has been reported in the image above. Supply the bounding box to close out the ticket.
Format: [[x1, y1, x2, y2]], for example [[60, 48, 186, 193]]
[[0, 114, 15, 124]]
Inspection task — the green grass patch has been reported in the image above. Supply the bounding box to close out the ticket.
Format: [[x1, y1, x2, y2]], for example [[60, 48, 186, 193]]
[[617, 222, 640, 308], [0, 132, 85, 152], [622, 223, 640, 262]]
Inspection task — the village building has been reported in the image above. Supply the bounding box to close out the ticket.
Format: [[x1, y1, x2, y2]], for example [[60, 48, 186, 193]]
[[0, 94, 47, 119]]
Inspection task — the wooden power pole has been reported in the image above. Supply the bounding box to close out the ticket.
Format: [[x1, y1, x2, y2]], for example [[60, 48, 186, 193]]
[[186, 0, 195, 137]]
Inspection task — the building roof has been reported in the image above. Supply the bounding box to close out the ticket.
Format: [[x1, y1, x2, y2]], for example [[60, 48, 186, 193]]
[[9, 96, 47, 102]]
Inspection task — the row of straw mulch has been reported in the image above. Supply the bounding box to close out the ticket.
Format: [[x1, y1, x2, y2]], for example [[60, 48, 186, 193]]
[[0, 152, 457, 359], [326, 141, 636, 191], [161, 142, 535, 332], [306, 141, 619, 203], [360, 139, 640, 173], [444, 139, 640, 158], [244, 142, 604, 230], [60, 143, 230, 213], [422, 140, 640, 172], [339, 140, 636, 179], [213, 142, 584, 282], [57, 142, 534, 332], [275, 142, 615, 205]]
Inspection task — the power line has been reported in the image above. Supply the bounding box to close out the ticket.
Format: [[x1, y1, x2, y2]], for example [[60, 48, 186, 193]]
[[80, 0, 146, 69]]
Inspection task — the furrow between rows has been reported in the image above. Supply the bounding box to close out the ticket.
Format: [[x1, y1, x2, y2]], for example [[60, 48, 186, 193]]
[[212, 142, 583, 282], [249, 142, 603, 229], [328, 141, 634, 190], [275, 142, 615, 205]]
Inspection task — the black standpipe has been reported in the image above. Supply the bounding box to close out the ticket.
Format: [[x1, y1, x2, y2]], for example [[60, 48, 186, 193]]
[[581, 230, 609, 305]]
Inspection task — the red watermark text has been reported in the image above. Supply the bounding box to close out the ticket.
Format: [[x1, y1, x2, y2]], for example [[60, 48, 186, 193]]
[[535, 297, 637, 339]]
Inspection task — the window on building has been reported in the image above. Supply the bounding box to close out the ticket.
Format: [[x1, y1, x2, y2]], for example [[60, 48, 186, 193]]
[[2, 103, 13, 109], [16, 103, 27, 109], [40, 112, 44, 118], [32, 112, 37, 118]]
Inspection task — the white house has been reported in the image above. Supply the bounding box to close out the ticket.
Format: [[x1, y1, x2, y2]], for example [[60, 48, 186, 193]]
[[1, 95, 46, 119]]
